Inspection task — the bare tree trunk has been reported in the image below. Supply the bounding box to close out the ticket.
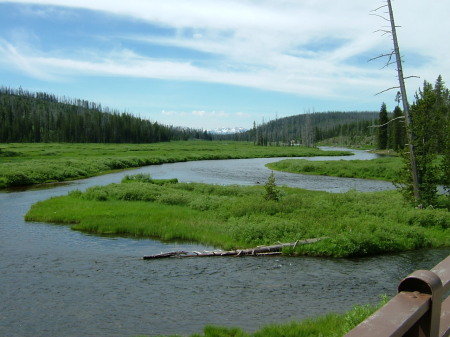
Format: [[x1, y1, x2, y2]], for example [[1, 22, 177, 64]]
[[387, 0, 421, 203], [301, 113, 314, 147]]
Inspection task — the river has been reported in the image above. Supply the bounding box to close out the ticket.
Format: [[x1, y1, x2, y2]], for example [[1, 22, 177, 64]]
[[0, 148, 448, 337]]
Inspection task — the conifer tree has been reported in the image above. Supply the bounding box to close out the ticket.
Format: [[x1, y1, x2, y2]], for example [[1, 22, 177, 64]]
[[396, 77, 450, 207], [264, 171, 280, 201], [389, 105, 405, 151], [377, 103, 389, 149]]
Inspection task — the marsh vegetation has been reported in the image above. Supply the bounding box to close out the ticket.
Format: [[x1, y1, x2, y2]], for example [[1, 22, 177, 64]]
[[26, 173, 449, 257], [0, 142, 350, 188], [267, 157, 403, 181]]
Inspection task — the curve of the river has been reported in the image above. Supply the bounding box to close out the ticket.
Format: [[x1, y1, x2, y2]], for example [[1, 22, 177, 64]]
[[0, 148, 448, 337]]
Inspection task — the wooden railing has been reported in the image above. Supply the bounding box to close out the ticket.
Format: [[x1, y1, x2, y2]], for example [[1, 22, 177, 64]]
[[344, 255, 450, 337]]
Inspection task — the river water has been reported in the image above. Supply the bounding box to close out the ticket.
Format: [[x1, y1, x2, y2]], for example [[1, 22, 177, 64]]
[[0, 148, 448, 337]]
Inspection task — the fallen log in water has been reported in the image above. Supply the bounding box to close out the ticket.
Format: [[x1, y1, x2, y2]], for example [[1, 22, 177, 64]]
[[142, 238, 324, 260]]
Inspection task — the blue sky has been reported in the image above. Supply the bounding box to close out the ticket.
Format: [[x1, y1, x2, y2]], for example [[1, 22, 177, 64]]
[[0, 1, 448, 130]]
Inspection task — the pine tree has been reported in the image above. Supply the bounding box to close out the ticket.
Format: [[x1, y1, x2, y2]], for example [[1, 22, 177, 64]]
[[377, 103, 389, 149], [264, 171, 280, 201], [396, 77, 449, 207], [389, 105, 405, 151]]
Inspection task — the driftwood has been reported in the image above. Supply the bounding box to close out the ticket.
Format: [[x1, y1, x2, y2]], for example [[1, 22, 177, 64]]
[[143, 238, 324, 260]]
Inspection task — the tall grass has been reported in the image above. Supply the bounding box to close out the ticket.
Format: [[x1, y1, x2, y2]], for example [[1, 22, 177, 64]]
[[0, 142, 351, 188], [25, 177, 450, 256], [267, 157, 403, 181]]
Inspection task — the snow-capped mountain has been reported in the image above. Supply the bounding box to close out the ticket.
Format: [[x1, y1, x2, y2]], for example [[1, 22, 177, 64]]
[[208, 127, 248, 135]]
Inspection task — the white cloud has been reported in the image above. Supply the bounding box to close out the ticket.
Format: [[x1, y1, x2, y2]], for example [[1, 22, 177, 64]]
[[0, 0, 448, 109], [192, 110, 229, 117], [161, 110, 179, 116]]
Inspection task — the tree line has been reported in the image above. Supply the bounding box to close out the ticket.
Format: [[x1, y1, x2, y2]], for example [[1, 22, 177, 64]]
[[0, 87, 212, 143], [376, 103, 405, 151], [217, 111, 378, 146]]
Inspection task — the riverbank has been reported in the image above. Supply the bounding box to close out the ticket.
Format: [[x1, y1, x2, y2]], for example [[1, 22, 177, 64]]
[[266, 157, 402, 181], [136, 297, 386, 337], [25, 175, 450, 257], [0, 141, 351, 188]]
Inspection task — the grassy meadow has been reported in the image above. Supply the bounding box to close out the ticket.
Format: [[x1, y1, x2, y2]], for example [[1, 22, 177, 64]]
[[25, 174, 450, 257], [267, 157, 403, 181], [0, 141, 351, 188]]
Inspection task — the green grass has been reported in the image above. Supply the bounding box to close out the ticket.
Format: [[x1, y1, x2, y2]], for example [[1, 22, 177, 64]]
[[0, 142, 351, 188], [267, 157, 403, 181], [25, 177, 450, 256], [134, 296, 388, 337]]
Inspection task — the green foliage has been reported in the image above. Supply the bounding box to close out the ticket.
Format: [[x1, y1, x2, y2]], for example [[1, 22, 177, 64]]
[[0, 86, 212, 143], [229, 111, 378, 146], [0, 148, 22, 157], [377, 103, 389, 150], [0, 142, 351, 188], [294, 225, 431, 258], [122, 173, 154, 183], [263, 171, 281, 201], [163, 297, 388, 337], [267, 157, 402, 181], [388, 105, 406, 151], [396, 76, 450, 207], [121, 173, 178, 185], [25, 180, 450, 257]]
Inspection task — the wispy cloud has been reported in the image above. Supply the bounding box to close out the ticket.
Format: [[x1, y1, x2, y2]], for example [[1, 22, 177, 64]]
[[0, 0, 448, 128], [0, 1, 389, 92]]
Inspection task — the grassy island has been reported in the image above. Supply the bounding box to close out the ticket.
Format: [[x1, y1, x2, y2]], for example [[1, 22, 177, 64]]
[[25, 174, 449, 257], [266, 157, 403, 181]]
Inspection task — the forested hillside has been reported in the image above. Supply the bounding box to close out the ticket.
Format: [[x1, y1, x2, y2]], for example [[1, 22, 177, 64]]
[[0, 87, 211, 143], [1, 86, 381, 146], [219, 111, 379, 146]]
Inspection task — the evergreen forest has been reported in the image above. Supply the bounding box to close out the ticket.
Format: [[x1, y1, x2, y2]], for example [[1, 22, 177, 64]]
[[0, 87, 212, 143], [0, 86, 383, 145], [242, 111, 379, 146]]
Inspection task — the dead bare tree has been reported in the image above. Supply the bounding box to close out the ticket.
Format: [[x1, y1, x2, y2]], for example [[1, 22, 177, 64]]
[[371, 0, 421, 203]]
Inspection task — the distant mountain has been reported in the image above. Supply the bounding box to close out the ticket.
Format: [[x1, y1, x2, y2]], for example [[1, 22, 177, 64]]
[[208, 127, 248, 135]]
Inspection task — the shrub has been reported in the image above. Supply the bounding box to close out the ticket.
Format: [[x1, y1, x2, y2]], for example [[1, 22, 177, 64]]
[[264, 171, 280, 201], [83, 186, 110, 201], [408, 211, 450, 229], [157, 193, 190, 206], [122, 173, 153, 183], [5, 172, 34, 186]]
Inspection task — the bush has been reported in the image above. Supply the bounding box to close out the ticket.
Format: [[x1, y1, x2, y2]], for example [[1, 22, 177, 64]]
[[122, 173, 153, 183], [264, 171, 280, 201], [408, 211, 450, 229], [5, 172, 34, 186]]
